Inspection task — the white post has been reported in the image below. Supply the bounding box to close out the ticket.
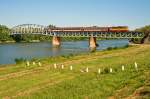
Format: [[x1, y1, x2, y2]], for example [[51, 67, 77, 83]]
[[70, 66, 73, 70], [38, 62, 42, 66], [135, 62, 138, 71], [26, 61, 30, 66], [54, 63, 57, 69], [110, 68, 112, 73], [33, 62, 36, 65], [86, 67, 89, 73], [98, 68, 101, 74], [61, 65, 64, 69], [122, 65, 125, 71]]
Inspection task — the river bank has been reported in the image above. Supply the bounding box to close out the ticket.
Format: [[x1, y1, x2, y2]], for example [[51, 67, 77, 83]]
[[0, 40, 41, 44], [0, 44, 149, 98]]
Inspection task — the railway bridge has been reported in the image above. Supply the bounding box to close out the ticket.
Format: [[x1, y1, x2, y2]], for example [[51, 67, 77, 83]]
[[11, 24, 144, 48]]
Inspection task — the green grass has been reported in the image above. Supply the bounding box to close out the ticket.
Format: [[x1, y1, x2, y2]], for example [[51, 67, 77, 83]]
[[0, 45, 150, 99]]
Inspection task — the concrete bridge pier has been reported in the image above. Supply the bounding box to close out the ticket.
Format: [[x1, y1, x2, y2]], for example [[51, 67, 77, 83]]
[[89, 37, 96, 50], [52, 36, 61, 47]]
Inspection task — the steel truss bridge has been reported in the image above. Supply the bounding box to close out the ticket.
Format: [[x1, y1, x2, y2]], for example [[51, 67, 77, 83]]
[[11, 24, 144, 38]]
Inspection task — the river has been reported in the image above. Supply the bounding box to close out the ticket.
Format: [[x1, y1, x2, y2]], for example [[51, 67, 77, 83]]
[[0, 39, 129, 64]]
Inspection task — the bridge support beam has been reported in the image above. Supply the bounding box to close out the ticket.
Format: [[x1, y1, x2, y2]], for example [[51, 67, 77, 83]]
[[52, 36, 61, 47], [89, 37, 96, 49]]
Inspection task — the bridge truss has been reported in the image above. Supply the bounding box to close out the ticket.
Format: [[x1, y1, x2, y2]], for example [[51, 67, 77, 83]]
[[11, 24, 46, 35]]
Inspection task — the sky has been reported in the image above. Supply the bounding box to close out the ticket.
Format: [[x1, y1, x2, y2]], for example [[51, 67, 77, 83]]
[[0, 0, 150, 30]]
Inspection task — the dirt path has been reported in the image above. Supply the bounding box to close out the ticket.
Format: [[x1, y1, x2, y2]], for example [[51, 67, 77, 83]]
[[0, 68, 43, 81]]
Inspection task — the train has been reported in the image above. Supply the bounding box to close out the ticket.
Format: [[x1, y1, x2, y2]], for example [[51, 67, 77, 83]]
[[47, 26, 128, 32]]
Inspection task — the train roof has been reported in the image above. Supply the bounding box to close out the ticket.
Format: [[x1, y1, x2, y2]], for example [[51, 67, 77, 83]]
[[47, 26, 128, 29]]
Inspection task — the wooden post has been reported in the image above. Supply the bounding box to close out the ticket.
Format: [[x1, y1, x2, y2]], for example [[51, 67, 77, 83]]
[[135, 62, 138, 71], [54, 63, 57, 69], [122, 65, 125, 71], [33, 62, 36, 65], [98, 68, 101, 74], [70, 66, 73, 70], [110, 68, 112, 73], [38, 62, 42, 66], [26, 61, 30, 66], [61, 65, 64, 69], [86, 67, 89, 72]]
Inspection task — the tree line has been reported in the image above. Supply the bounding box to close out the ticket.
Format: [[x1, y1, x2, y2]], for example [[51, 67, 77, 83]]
[[0, 24, 150, 43], [131, 25, 150, 44]]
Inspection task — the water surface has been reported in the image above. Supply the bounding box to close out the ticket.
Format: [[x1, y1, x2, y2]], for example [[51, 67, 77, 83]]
[[0, 39, 128, 64]]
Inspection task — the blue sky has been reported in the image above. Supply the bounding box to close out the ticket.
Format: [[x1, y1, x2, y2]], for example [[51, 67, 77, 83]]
[[0, 0, 150, 29]]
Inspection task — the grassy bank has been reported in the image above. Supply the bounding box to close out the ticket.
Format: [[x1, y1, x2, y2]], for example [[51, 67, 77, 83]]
[[0, 44, 150, 99]]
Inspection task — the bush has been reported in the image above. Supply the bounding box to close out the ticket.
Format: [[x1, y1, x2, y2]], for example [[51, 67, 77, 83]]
[[14, 58, 26, 64], [107, 47, 113, 50], [122, 44, 129, 48], [106, 44, 129, 51], [103, 67, 109, 74], [61, 53, 75, 59]]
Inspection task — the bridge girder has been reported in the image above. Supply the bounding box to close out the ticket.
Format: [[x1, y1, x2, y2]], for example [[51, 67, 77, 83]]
[[42, 31, 144, 38]]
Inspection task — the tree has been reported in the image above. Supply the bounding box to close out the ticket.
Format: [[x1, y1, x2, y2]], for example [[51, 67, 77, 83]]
[[130, 25, 150, 44], [135, 25, 150, 44], [136, 25, 150, 35], [0, 25, 11, 41], [48, 24, 56, 29]]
